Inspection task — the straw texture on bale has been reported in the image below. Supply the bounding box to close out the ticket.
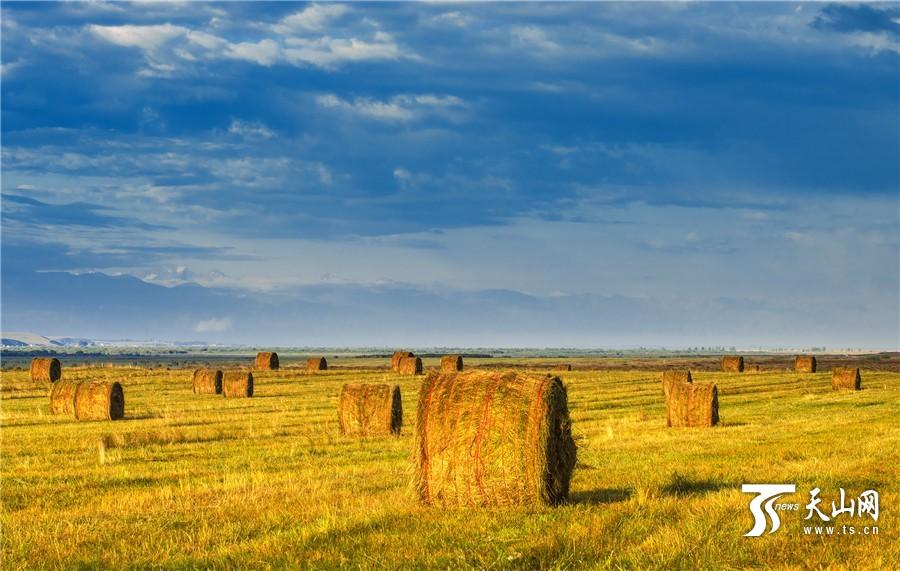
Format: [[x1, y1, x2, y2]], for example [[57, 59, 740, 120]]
[[306, 357, 328, 372], [192, 369, 223, 395], [30, 357, 61, 385], [832, 368, 861, 391], [255, 352, 279, 370], [338, 384, 402, 437], [223, 371, 254, 398], [666, 380, 718, 427], [391, 351, 414, 371], [398, 356, 423, 375], [50, 380, 124, 420], [441, 355, 463, 373], [721, 356, 744, 372], [795, 356, 817, 373], [661, 370, 692, 399], [413, 370, 577, 507]]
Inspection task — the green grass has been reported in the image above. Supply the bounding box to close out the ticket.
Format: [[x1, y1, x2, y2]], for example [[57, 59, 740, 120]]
[[2, 359, 899, 569]]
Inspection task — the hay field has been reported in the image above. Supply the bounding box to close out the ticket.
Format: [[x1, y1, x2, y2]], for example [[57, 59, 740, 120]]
[[2, 359, 899, 569]]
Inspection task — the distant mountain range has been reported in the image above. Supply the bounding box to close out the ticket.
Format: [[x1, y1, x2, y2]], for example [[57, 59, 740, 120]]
[[0, 331, 206, 348]]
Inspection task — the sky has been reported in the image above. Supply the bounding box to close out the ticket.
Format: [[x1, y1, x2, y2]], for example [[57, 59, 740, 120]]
[[1, 2, 898, 348]]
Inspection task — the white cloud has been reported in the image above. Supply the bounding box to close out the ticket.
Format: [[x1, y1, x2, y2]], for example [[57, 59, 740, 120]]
[[283, 33, 402, 68], [427, 11, 473, 28], [228, 119, 275, 140], [393, 168, 411, 181], [511, 26, 560, 52], [194, 317, 233, 333], [89, 24, 187, 51], [226, 39, 281, 66], [315, 93, 466, 122], [274, 4, 349, 34]]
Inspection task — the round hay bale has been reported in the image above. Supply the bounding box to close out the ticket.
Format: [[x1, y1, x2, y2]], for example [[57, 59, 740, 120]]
[[307, 357, 328, 372], [413, 370, 577, 507], [661, 370, 692, 400], [440, 355, 463, 373], [192, 369, 223, 395], [795, 356, 817, 373], [398, 356, 423, 375], [391, 351, 414, 372], [49, 380, 81, 416], [255, 352, 279, 370], [554, 364, 573, 372], [74, 381, 125, 421], [832, 368, 861, 391], [338, 383, 402, 437], [744, 364, 761, 373], [223, 371, 254, 398], [31, 357, 61, 385], [667, 380, 718, 428], [721, 356, 744, 373]]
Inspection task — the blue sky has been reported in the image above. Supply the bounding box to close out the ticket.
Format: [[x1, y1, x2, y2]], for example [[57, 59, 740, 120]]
[[2, 2, 898, 347]]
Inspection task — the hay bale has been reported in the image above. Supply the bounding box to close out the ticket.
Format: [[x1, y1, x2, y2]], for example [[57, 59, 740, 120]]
[[338, 384, 402, 437], [795, 356, 817, 373], [554, 364, 573, 372], [832, 368, 861, 391], [49, 380, 81, 416], [30, 357, 61, 385], [223, 371, 254, 398], [745, 364, 761, 373], [398, 356, 423, 375], [192, 369, 223, 395], [306, 357, 328, 372], [661, 370, 692, 400], [721, 356, 744, 372], [75, 381, 125, 420], [255, 352, 279, 370], [666, 380, 718, 427], [391, 351, 414, 371], [50, 380, 124, 420], [413, 370, 577, 507], [440, 354, 463, 373]]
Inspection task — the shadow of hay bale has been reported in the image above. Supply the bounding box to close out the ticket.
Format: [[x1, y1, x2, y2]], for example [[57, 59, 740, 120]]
[[661, 472, 727, 496], [569, 487, 632, 505]]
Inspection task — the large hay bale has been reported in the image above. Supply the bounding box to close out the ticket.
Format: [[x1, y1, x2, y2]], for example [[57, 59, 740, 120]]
[[192, 369, 223, 395], [255, 352, 279, 370], [306, 357, 328, 372], [30, 357, 61, 385], [661, 370, 692, 400], [666, 380, 718, 427], [49, 380, 81, 416], [440, 354, 463, 373], [413, 370, 577, 507], [398, 356, 423, 375], [554, 364, 573, 372], [338, 384, 402, 437], [795, 356, 817, 373], [75, 381, 125, 421], [391, 351, 414, 371], [223, 371, 254, 398], [832, 368, 861, 391], [50, 380, 124, 420], [721, 356, 744, 373]]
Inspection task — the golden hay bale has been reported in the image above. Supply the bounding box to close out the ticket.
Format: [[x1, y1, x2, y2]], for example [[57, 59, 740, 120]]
[[30, 357, 61, 385], [391, 350, 414, 371], [832, 368, 861, 391], [440, 354, 463, 372], [666, 380, 718, 427], [795, 356, 817, 373], [721, 356, 744, 373], [661, 370, 692, 399], [554, 364, 573, 372], [398, 356, 423, 375], [744, 364, 761, 373], [223, 371, 254, 398], [192, 369, 223, 395], [413, 370, 577, 507], [255, 352, 279, 370], [338, 384, 402, 437], [50, 380, 124, 420], [306, 357, 328, 372]]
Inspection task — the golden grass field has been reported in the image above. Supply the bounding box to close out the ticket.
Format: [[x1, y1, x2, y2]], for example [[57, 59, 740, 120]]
[[2, 357, 899, 569]]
